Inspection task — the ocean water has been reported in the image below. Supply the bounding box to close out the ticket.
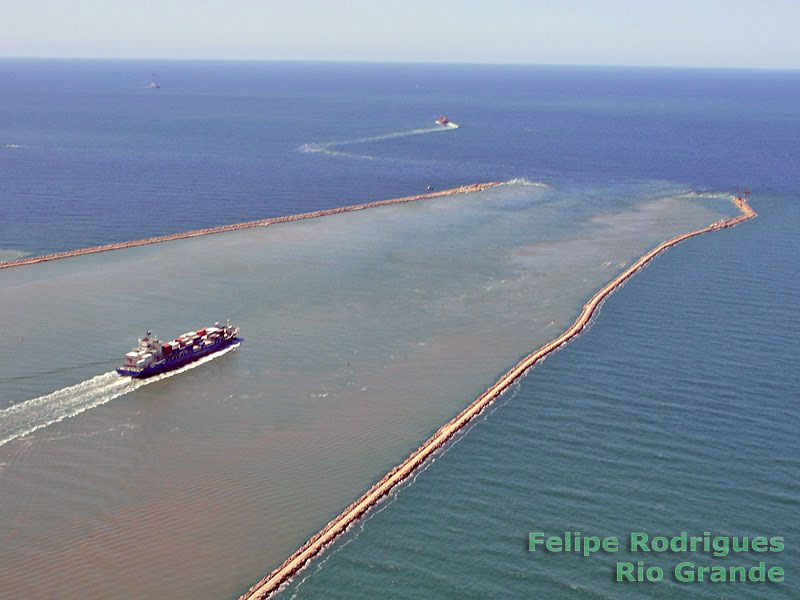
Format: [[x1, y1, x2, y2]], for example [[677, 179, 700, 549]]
[[2, 61, 798, 256], [283, 196, 800, 600], [0, 61, 798, 599], [0, 180, 733, 599]]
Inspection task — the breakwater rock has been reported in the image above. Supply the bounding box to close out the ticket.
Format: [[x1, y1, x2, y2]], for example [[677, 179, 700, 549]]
[[240, 194, 756, 599], [0, 183, 501, 270]]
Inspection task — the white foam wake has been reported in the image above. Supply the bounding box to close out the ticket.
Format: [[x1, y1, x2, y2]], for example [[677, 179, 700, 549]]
[[299, 126, 450, 159], [502, 177, 552, 188], [0, 343, 240, 447], [677, 190, 734, 200]]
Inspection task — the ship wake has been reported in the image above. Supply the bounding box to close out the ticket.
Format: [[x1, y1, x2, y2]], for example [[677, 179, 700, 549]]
[[299, 126, 450, 159], [0, 343, 240, 448]]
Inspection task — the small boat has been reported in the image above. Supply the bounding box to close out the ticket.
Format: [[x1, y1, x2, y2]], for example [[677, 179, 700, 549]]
[[116, 322, 240, 378], [147, 81, 161, 89], [435, 115, 459, 129]]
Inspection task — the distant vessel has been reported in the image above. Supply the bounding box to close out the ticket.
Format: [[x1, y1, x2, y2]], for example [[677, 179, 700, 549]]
[[436, 115, 459, 129], [116, 322, 240, 378], [147, 81, 161, 89]]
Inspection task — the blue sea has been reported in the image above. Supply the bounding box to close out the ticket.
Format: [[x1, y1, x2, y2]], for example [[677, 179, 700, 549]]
[[283, 197, 800, 600], [0, 60, 798, 599], [2, 60, 798, 257]]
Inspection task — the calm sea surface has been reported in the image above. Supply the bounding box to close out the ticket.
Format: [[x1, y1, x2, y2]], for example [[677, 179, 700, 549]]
[[283, 196, 800, 600], [0, 61, 798, 599]]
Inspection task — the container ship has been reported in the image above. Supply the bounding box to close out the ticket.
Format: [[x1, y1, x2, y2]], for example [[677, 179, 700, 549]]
[[116, 322, 240, 378], [435, 115, 459, 129]]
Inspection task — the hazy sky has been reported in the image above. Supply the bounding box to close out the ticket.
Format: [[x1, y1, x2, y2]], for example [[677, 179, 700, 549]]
[[2, 0, 798, 68]]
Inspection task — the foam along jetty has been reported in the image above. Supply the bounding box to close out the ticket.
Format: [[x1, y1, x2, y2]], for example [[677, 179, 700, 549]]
[[240, 192, 756, 600], [0, 183, 500, 271]]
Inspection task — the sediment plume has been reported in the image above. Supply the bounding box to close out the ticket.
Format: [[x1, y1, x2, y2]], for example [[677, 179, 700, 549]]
[[240, 194, 756, 600], [0, 183, 501, 270]]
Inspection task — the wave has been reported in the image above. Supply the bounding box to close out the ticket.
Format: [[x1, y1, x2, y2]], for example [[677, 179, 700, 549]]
[[299, 126, 450, 160], [502, 177, 552, 188], [0, 343, 240, 447], [676, 190, 734, 200]]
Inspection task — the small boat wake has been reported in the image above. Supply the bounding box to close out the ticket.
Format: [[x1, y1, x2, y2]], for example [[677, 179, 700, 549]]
[[299, 126, 451, 159], [0, 343, 240, 448]]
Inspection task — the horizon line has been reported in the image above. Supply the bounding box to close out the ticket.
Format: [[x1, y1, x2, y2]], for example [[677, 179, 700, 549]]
[[1, 55, 798, 72]]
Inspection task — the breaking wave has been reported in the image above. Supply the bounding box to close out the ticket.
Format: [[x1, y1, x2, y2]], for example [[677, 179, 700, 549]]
[[677, 190, 735, 200], [502, 178, 552, 188], [0, 343, 240, 447], [299, 126, 450, 159]]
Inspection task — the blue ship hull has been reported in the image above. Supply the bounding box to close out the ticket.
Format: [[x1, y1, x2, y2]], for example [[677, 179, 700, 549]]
[[116, 336, 240, 378]]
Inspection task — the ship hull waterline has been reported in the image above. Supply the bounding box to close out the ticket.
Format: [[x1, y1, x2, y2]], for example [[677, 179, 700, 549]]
[[116, 337, 241, 378]]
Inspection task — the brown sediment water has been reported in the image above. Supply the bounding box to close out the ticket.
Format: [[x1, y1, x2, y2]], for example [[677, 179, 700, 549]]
[[0, 183, 500, 270], [241, 194, 756, 600]]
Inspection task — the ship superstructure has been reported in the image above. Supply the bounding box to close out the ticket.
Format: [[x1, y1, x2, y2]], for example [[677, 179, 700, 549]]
[[116, 322, 239, 378]]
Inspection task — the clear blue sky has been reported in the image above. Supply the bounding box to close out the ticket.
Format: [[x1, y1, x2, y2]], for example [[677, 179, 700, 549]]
[[2, 0, 798, 68]]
